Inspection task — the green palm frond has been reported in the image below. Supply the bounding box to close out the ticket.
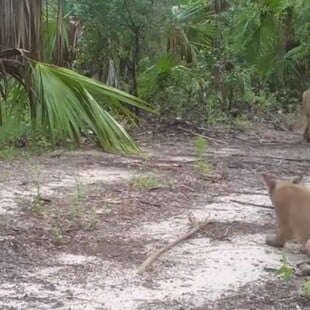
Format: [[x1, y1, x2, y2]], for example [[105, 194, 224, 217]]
[[186, 21, 217, 47], [294, 0, 310, 41], [29, 61, 156, 153], [138, 54, 177, 99], [284, 43, 310, 76], [232, 2, 281, 74], [172, 2, 209, 24], [155, 53, 178, 72], [168, 1, 216, 63]]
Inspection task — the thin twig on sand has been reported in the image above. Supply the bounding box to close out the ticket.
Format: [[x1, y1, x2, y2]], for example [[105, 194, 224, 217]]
[[177, 126, 221, 146], [231, 153, 310, 163], [230, 199, 273, 209], [137, 214, 211, 274]]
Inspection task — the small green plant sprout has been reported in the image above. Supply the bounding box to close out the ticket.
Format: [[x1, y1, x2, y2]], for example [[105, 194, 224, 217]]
[[67, 179, 88, 223], [130, 173, 165, 190], [85, 208, 99, 231], [301, 279, 310, 297], [66, 179, 100, 231], [31, 191, 45, 215], [194, 160, 211, 173], [29, 164, 47, 215], [233, 115, 253, 131], [74, 179, 88, 202], [0, 147, 19, 161], [51, 226, 65, 245], [276, 255, 293, 282], [193, 135, 211, 173], [194, 135, 207, 158]]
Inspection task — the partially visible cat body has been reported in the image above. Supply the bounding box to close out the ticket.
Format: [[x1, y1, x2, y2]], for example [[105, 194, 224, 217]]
[[262, 173, 310, 275]]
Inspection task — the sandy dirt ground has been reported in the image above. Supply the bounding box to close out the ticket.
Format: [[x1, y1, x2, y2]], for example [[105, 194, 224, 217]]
[[1, 124, 310, 309]]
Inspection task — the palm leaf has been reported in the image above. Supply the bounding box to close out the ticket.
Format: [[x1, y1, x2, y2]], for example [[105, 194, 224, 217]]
[[29, 61, 156, 153]]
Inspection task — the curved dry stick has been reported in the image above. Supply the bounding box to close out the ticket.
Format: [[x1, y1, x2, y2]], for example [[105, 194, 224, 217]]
[[137, 215, 211, 274]]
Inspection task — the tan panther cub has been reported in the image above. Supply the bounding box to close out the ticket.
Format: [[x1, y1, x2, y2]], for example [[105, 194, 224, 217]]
[[262, 174, 310, 275], [262, 174, 310, 276], [262, 173, 310, 275], [262, 173, 310, 251]]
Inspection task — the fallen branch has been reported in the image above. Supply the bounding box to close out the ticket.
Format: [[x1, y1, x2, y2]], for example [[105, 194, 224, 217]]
[[231, 153, 310, 163], [230, 199, 273, 209], [177, 126, 222, 146], [139, 200, 162, 208], [137, 214, 211, 274], [232, 190, 266, 196]]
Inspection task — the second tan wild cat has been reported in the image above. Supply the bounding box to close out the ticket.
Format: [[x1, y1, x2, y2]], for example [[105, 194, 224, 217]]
[[290, 89, 310, 140], [262, 173, 310, 255], [302, 89, 310, 142]]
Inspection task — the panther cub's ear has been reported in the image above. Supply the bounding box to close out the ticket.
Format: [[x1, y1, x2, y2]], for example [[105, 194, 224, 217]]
[[261, 173, 276, 193]]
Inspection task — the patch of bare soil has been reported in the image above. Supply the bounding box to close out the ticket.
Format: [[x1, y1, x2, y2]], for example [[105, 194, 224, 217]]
[[1, 122, 310, 309]]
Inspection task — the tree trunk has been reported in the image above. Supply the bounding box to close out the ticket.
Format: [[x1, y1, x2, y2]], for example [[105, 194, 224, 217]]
[[55, 0, 64, 66], [128, 31, 140, 116], [0, 0, 43, 61]]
